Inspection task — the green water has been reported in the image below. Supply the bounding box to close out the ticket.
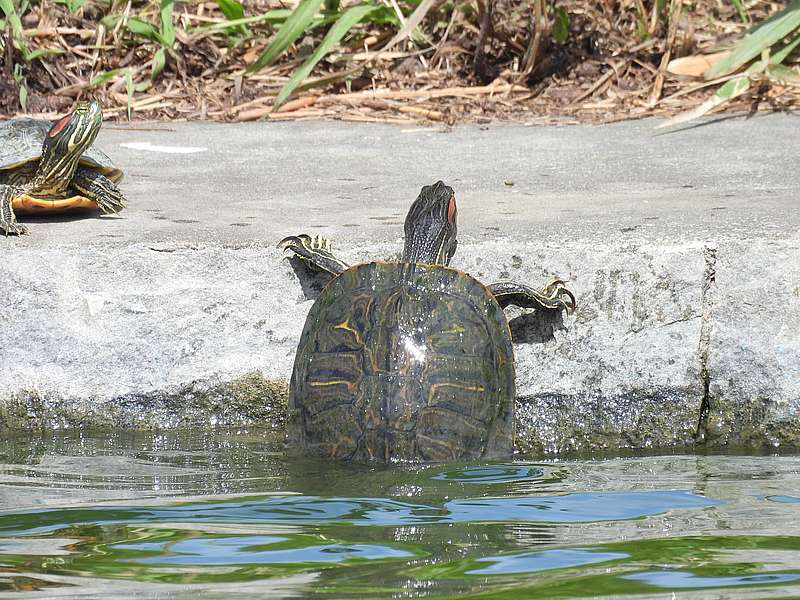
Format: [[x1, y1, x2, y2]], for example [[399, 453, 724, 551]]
[[1, 431, 800, 598]]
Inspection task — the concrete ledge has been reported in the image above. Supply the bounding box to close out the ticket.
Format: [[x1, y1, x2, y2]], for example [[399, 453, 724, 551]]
[[1, 116, 798, 452]]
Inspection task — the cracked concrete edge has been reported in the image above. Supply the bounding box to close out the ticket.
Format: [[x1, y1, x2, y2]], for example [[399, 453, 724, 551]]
[[700, 239, 800, 449], [694, 244, 717, 443]]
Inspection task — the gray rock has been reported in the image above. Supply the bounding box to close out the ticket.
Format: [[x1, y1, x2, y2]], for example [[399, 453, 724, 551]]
[[703, 239, 800, 448], [1, 116, 798, 453]]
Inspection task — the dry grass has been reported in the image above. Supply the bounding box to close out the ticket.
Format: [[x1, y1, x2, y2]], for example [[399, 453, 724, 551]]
[[1, 0, 798, 123]]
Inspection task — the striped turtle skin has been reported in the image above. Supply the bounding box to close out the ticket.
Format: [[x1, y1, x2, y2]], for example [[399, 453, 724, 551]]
[[0, 101, 127, 236], [287, 260, 515, 463], [0, 117, 123, 215]]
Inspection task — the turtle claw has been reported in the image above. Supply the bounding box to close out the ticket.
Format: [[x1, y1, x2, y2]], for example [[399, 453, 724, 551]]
[[93, 188, 126, 215], [279, 234, 335, 257], [278, 233, 349, 276], [1, 221, 29, 236], [96, 196, 126, 215]]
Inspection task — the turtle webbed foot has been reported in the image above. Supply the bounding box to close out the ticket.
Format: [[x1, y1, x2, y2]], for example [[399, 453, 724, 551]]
[[489, 277, 576, 313], [95, 192, 126, 215], [73, 168, 126, 215], [278, 234, 349, 276]]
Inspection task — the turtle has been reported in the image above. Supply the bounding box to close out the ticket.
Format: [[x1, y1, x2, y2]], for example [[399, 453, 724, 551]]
[[279, 180, 576, 462], [0, 100, 126, 236]]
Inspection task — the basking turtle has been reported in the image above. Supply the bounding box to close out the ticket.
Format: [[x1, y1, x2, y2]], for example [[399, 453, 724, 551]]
[[279, 181, 575, 462], [0, 100, 126, 236]]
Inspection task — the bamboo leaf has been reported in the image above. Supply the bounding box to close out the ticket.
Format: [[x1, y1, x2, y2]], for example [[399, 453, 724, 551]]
[[247, 0, 323, 73], [273, 2, 378, 109], [704, 1, 800, 79], [656, 76, 751, 129]]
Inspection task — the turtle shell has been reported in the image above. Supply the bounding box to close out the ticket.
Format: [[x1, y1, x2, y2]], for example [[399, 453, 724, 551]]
[[0, 118, 122, 182], [287, 261, 515, 462]]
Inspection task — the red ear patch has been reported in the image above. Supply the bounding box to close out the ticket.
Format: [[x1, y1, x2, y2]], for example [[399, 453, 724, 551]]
[[447, 194, 456, 223], [48, 114, 71, 138]]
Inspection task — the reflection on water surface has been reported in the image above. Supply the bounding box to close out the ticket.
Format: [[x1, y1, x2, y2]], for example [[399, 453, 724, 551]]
[[0, 430, 799, 598]]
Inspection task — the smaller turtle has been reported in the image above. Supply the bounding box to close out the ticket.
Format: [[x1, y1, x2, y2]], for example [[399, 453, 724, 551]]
[[279, 181, 575, 462], [0, 100, 126, 236]]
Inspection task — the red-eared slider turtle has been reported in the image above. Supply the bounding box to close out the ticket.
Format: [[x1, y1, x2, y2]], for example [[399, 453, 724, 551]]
[[279, 181, 575, 462], [0, 100, 126, 236]]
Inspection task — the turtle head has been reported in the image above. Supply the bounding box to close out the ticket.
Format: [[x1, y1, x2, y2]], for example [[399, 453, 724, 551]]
[[401, 180, 458, 266], [33, 100, 103, 194]]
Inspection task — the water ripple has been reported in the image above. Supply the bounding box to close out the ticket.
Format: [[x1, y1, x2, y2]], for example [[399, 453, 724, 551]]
[[623, 570, 800, 589], [431, 464, 545, 484], [467, 548, 629, 575], [0, 490, 721, 535]]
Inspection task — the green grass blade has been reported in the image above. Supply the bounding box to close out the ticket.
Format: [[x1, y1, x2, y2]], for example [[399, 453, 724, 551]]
[[0, 0, 21, 36], [216, 0, 245, 21], [0, 0, 29, 56], [273, 2, 377, 109], [705, 0, 800, 79], [160, 0, 175, 46], [656, 76, 751, 129], [766, 63, 800, 83], [730, 0, 749, 23], [126, 17, 160, 42], [12, 63, 26, 111], [772, 31, 800, 64], [552, 6, 570, 44], [215, 0, 250, 35], [152, 47, 166, 79], [247, 0, 323, 74], [25, 47, 64, 60], [193, 10, 296, 32]]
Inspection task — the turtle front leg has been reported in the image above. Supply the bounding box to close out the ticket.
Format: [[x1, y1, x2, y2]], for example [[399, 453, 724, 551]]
[[278, 234, 350, 277], [489, 278, 576, 313], [72, 167, 126, 214], [0, 185, 28, 236]]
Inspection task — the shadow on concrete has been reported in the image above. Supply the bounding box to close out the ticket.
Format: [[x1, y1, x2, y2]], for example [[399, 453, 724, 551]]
[[509, 309, 567, 344], [287, 256, 334, 301], [20, 210, 122, 225]]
